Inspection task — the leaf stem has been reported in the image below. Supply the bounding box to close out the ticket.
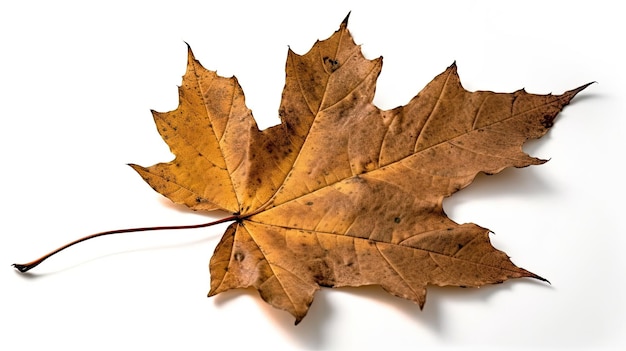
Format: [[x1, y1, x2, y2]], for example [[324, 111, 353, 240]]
[[12, 215, 238, 273]]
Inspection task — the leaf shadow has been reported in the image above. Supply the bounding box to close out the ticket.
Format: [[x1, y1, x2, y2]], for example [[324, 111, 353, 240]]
[[211, 287, 332, 349], [211, 278, 551, 349], [11, 235, 218, 278], [443, 164, 555, 221], [423, 278, 553, 330]]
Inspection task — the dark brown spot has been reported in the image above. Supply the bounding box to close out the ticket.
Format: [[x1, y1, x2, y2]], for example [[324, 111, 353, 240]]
[[234, 252, 245, 262], [323, 56, 340, 72], [541, 115, 554, 128]]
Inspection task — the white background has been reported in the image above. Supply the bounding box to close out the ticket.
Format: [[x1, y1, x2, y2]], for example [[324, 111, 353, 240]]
[[1, 1, 624, 350]]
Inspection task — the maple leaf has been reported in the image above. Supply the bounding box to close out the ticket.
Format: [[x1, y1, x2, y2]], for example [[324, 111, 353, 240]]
[[129, 16, 589, 324]]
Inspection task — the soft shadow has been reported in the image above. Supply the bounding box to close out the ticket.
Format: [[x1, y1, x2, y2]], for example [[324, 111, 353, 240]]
[[426, 277, 552, 305], [424, 279, 552, 333], [212, 287, 251, 305], [212, 287, 332, 349], [211, 278, 551, 348], [443, 165, 554, 219], [12, 269, 42, 280], [278, 289, 334, 349], [337, 279, 552, 335], [11, 235, 219, 278]]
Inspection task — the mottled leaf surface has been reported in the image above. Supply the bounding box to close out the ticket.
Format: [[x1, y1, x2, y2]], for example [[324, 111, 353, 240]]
[[131, 17, 588, 324]]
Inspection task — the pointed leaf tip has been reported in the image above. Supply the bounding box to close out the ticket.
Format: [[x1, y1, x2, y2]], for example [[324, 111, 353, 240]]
[[573, 81, 595, 95], [186, 44, 195, 59], [557, 81, 594, 106], [341, 12, 351, 27], [532, 273, 551, 285]]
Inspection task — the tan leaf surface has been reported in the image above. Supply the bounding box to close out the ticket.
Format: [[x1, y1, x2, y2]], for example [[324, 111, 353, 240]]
[[130, 17, 589, 324]]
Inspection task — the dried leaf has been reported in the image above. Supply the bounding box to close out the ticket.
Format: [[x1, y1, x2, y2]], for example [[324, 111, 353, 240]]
[[130, 16, 589, 324]]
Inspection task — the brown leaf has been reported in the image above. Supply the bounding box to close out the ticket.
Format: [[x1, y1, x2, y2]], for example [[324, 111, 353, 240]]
[[130, 17, 589, 324]]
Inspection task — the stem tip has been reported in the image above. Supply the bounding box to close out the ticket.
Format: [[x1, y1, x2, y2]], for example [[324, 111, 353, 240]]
[[12, 263, 33, 273]]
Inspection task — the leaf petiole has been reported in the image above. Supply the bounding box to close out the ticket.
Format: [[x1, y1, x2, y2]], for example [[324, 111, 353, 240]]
[[12, 215, 238, 273]]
